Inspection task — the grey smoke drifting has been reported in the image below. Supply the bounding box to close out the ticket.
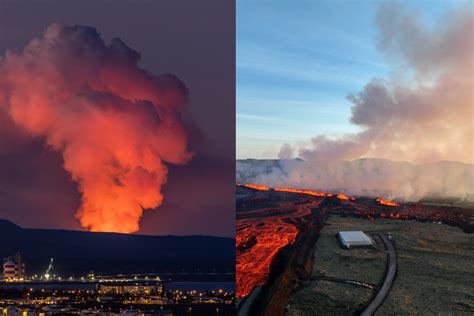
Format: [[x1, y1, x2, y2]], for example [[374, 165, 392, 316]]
[[299, 4, 473, 164], [237, 159, 474, 202], [242, 4, 473, 203], [278, 143, 295, 160]]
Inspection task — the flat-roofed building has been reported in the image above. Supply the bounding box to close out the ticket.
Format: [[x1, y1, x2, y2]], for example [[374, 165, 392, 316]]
[[337, 231, 373, 249]]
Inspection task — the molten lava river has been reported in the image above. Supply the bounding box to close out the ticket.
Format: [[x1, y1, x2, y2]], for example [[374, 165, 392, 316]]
[[236, 185, 354, 297], [236, 200, 313, 298]]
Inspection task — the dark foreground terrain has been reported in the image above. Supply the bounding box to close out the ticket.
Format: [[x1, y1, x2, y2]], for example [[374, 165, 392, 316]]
[[0, 219, 235, 279], [287, 216, 474, 315]]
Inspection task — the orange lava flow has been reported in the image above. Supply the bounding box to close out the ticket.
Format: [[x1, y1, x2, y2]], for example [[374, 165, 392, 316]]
[[336, 193, 350, 200], [243, 184, 270, 191], [236, 204, 312, 298], [376, 198, 399, 207], [248, 185, 354, 200], [273, 188, 355, 201], [274, 187, 328, 197]]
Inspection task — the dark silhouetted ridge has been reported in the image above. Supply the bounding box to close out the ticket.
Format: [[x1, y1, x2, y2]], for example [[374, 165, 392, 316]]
[[0, 219, 21, 231], [0, 219, 235, 280]]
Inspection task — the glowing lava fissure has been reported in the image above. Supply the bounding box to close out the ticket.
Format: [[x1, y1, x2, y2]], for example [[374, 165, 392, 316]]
[[243, 184, 270, 191], [274, 187, 328, 197], [376, 198, 399, 207], [336, 193, 350, 200], [242, 183, 403, 206], [243, 184, 358, 201]]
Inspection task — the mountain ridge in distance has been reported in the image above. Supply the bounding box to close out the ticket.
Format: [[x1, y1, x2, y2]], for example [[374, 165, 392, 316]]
[[236, 158, 474, 207], [0, 218, 235, 280]]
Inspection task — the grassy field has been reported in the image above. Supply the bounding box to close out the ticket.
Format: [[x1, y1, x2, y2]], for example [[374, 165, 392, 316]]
[[287, 215, 474, 315]]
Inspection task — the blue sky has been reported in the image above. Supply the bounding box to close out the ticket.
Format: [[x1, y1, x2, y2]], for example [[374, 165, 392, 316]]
[[237, 0, 464, 159]]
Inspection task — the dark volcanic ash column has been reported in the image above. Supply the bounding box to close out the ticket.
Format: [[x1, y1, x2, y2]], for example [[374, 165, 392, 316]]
[[0, 24, 192, 233]]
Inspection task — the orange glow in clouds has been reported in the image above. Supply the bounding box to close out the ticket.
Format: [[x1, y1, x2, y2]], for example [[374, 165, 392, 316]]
[[0, 24, 192, 233]]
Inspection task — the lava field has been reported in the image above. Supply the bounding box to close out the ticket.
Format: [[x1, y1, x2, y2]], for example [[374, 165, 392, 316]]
[[236, 184, 474, 312]]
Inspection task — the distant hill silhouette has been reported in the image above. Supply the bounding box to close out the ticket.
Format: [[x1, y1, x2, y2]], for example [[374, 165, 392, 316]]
[[0, 219, 21, 232], [0, 219, 235, 279]]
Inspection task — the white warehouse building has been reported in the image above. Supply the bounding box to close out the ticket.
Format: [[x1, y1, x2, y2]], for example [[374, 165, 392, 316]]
[[337, 231, 373, 249]]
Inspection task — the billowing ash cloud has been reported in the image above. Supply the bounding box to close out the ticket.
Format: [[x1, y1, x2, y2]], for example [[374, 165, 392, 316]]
[[237, 159, 474, 203], [299, 4, 473, 164], [0, 24, 192, 233]]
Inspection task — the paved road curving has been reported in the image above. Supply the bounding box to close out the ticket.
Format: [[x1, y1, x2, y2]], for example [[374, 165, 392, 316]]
[[361, 233, 397, 316]]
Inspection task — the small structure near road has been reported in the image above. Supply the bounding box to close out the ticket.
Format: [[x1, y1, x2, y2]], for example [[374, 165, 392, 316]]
[[337, 231, 373, 249]]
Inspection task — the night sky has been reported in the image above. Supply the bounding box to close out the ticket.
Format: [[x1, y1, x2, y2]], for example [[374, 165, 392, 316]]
[[0, 0, 235, 237]]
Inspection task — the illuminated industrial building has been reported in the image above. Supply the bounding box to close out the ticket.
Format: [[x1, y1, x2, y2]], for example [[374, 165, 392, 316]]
[[97, 281, 165, 296], [2, 252, 25, 279]]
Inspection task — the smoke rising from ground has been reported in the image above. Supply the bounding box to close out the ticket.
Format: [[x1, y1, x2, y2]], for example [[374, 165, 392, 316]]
[[243, 5, 474, 203], [299, 4, 473, 164], [278, 143, 295, 160], [237, 159, 474, 203], [0, 24, 192, 233]]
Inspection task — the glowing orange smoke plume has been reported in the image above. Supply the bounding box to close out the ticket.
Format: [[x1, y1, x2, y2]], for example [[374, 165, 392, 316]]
[[376, 198, 399, 207], [243, 184, 270, 191], [0, 24, 192, 233]]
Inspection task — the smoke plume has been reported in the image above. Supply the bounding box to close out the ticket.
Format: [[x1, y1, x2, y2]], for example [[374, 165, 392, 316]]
[[237, 159, 474, 203], [278, 143, 295, 160], [299, 4, 474, 164], [241, 5, 474, 203], [0, 24, 192, 233]]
